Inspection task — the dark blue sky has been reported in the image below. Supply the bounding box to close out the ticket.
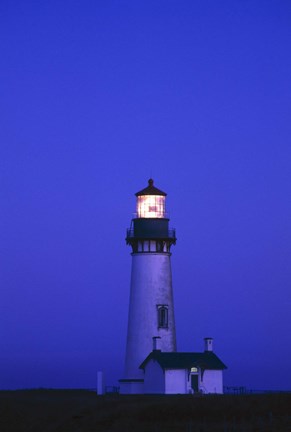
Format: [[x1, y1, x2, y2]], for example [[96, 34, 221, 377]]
[[1, 0, 290, 390]]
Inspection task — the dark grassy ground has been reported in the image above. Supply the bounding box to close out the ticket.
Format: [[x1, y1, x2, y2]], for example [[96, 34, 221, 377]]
[[0, 390, 290, 432]]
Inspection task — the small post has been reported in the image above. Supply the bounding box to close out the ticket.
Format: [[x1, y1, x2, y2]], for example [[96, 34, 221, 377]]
[[97, 371, 104, 395]]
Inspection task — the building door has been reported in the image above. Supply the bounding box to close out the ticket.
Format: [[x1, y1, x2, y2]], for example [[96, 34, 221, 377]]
[[191, 374, 199, 392]]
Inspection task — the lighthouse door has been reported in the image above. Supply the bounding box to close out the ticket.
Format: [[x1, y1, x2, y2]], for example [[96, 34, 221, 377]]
[[191, 374, 199, 392]]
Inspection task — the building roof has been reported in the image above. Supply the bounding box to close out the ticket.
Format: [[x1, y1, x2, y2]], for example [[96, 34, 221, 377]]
[[139, 351, 227, 371], [135, 179, 167, 197]]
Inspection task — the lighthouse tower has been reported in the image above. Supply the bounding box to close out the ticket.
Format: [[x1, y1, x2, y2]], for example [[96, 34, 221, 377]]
[[120, 179, 177, 394]]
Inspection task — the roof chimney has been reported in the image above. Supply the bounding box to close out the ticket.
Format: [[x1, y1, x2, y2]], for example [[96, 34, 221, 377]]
[[152, 336, 161, 351], [204, 337, 213, 352]]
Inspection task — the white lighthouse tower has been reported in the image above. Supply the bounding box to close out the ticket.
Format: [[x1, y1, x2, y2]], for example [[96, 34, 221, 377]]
[[119, 179, 177, 394]]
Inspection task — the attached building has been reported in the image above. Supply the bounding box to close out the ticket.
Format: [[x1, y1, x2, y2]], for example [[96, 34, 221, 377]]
[[139, 338, 227, 394]]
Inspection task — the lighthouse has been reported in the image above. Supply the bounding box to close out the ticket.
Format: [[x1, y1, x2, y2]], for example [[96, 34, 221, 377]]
[[119, 179, 177, 394]]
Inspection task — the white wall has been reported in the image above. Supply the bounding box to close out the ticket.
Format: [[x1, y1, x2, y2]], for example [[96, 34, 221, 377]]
[[143, 360, 165, 394], [200, 370, 223, 394], [165, 369, 187, 394]]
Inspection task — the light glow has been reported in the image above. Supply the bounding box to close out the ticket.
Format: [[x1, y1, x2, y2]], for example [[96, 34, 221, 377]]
[[137, 195, 165, 218]]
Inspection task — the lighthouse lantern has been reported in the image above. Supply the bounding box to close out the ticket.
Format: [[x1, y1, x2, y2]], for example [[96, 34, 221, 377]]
[[136, 179, 167, 218], [136, 195, 165, 218]]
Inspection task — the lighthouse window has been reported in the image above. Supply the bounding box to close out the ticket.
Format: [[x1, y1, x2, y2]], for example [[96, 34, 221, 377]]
[[157, 305, 168, 328]]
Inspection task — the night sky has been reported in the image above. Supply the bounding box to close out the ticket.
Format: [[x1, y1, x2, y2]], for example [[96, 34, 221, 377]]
[[1, 1, 290, 391]]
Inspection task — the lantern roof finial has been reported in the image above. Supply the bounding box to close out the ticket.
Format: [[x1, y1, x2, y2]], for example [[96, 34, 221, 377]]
[[135, 179, 167, 197]]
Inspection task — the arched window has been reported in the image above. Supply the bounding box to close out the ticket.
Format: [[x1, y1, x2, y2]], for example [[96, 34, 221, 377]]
[[157, 305, 168, 328]]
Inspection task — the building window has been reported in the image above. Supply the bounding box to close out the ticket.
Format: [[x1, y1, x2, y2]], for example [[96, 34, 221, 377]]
[[157, 305, 168, 328]]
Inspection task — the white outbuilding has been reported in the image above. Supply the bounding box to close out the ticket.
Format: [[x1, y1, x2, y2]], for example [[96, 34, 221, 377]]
[[139, 338, 227, 394]]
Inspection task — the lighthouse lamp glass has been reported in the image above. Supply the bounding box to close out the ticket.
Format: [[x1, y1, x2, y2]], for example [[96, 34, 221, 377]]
[[137, 195, 165, 218]]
